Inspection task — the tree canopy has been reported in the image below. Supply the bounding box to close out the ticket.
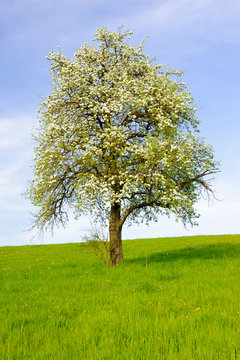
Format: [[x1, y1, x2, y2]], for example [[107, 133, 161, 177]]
[[27, 27, 219, 265]]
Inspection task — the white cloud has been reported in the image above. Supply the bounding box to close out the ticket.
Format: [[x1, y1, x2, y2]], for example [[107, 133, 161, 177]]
[[116, 0, 240, 44], [0, 115, 35, 213], [0, 115, 35, 149]]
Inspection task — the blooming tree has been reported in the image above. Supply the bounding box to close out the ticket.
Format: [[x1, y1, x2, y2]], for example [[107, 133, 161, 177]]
[[27, 27, 219, 266]]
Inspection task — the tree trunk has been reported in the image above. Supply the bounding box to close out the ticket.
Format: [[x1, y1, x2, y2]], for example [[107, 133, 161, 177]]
[[109, 203, 123, 266]]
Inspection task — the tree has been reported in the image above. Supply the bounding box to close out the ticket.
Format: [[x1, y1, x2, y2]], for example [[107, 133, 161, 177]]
[[27, 27, 219, 266]]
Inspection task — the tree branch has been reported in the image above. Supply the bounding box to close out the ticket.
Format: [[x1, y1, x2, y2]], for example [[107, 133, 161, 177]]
[[177, 170, 219, 192], [119, 200, 169, 228]]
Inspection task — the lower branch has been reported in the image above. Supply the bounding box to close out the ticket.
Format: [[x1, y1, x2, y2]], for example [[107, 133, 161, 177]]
[[119, 200, 169, 228]]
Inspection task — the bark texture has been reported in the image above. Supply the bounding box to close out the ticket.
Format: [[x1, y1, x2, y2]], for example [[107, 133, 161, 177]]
[[109, 203, 123, 266]]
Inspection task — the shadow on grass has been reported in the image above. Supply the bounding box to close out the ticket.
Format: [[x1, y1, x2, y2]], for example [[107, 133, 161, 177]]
[[126, 242, 240, 266]]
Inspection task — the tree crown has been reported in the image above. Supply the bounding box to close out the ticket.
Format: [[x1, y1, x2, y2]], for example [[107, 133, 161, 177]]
[[27, 27, 219, 232]]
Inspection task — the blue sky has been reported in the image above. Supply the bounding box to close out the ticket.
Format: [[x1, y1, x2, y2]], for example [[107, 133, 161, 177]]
[[0, 0, 239, 246]]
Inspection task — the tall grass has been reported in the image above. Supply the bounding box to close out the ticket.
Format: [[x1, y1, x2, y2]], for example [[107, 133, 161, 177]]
[[1, 234, 240, 359]]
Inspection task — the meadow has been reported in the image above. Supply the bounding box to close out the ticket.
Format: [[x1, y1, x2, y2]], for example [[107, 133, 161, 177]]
[[1, 234, 240, 359]]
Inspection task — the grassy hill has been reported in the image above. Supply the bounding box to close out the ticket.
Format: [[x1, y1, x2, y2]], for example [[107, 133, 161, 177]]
[[1, 234, 240, 359]]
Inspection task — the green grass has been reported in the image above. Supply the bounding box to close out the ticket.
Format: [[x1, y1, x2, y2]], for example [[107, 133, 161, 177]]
[[1, 234, 240, 359]]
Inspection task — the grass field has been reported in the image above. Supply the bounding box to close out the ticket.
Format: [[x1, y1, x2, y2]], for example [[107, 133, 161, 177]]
[[1, 234, 240, 359]]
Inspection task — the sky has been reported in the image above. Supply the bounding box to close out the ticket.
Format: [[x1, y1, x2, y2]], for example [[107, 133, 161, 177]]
[[0, 0, 239, 247]]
